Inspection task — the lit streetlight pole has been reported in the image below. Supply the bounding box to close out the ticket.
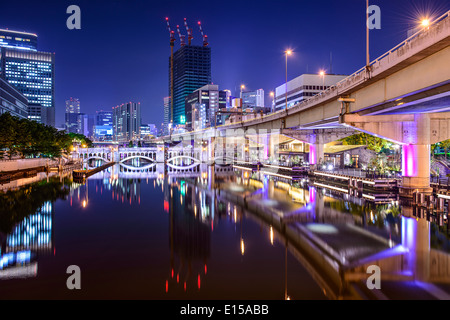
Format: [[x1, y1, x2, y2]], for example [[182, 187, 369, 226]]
[[284, 50, 292, 110], [319, 70, 325, 91], [270, 91, 274, 113], [366, 0, 370, 68]]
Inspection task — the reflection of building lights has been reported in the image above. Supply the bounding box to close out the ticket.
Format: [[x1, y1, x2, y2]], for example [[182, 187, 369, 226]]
[[240, 239, 245, 255], [82, 200, 87, 208], [270, 226, 274, 245]]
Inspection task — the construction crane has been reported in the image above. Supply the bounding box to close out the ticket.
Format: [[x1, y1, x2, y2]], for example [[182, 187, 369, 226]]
[[165, 17, 176, 126], [197, 21, 208, 47], [184, 18, 193, 46], [176, 25, 185, 47]]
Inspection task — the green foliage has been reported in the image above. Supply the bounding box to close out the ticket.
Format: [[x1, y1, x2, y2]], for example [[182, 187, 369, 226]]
[[0, 112, 91, 159], [67, 132, 93, 148], [341, 133, 393, 153], [432, 139, 450, 158]]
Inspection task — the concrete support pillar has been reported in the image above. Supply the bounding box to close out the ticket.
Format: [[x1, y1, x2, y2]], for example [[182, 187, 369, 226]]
[[263, 134, 271, 162], [400, 114, 432, 197], [208, 137, 215, 164], [309, 143, 324, 167], [242, 137, 249, 162]]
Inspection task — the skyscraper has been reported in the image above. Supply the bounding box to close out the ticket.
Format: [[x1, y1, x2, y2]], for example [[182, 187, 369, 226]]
[[241, 89, 265, 109], [170, 45, 211, 126], [94, 110, 113, 141], [163, 96, 170, 136], [78, 113, 95, 139], [185, 84, 227, 131], [65, 97, 81, 133], [0, 77, 28, 119], [0, 29, 55, 126], [113, 102, 141, 142], [0, 29, 38, 51]]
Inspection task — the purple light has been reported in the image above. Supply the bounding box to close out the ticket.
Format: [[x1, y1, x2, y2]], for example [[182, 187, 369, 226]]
[[309, 144, 316, 165], [402, 144, 417, 177], [308, 186, 316, 203]]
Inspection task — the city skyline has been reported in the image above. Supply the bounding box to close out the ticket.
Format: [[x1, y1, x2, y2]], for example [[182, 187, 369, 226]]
[[0, 0, 446, 128]]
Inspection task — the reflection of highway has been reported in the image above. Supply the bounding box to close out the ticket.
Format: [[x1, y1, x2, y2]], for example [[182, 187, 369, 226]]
[[188, 168, 450, 299]]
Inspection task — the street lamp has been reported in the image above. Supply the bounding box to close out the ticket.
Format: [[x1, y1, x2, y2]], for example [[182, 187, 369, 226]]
[[270, 91, 274, 113], [421, 18, 430, 27], [284, 50, 292, 110], [319, 70, 325, 91]]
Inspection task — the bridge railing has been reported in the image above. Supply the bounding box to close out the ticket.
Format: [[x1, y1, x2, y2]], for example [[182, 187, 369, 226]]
[[322, 167, 402, 180]]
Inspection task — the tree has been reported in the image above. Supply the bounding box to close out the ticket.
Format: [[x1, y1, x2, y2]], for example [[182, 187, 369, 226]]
[[0, 112, 18, 159], [0, 112, 91, 159], [440, 140, 450, 160], [341, 132, 392, 153], [128, 140, 133, 147]]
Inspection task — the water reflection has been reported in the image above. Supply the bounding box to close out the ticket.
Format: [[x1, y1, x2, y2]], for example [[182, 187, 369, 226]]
[[0, 176, 72, 280], [0, 164, 448, 299]]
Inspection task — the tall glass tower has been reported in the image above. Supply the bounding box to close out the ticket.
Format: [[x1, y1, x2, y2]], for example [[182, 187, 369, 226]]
[[170, 45, 211, 127], [0, 29, 55, 126], [65, 97, 81, 133]]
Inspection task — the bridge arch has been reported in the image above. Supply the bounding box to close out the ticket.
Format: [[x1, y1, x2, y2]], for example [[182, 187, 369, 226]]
[[120, 155, 156, 163]]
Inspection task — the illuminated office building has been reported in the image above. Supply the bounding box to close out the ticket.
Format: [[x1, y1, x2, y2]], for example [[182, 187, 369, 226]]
[[185, 84, 227, 131], [0, 76, 28, 119], [241, 89, 264, 109], [274, 73, 347, 112], [0, 30, 55, 126], [170, 45, 211, 126], [95, 110, 113, 141], [79, 113, 95, 138], [65, 97, 81, 133], [113, 102, 141, 142], [0, 29, 37, 51], [0, 48, 55, 126], [163, 96, 170, 135]]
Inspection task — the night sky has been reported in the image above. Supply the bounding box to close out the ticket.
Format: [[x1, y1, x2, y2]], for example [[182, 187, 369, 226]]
[[0, 0, 446, 128]]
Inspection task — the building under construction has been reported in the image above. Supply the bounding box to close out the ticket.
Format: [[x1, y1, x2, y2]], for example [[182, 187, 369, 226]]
[[166, 18, 211, 128]]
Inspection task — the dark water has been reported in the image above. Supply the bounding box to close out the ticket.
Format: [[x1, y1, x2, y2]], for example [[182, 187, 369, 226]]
[[0, 164, 447, 300]]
